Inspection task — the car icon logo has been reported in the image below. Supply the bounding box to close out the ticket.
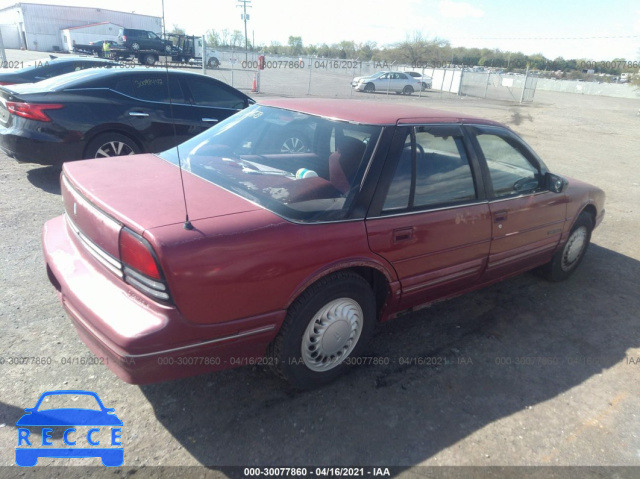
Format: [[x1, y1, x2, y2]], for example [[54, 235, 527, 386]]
[[15, 390, 123, 467]]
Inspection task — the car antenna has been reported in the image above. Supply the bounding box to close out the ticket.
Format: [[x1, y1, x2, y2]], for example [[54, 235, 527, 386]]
[[163, 57, 193, 230]]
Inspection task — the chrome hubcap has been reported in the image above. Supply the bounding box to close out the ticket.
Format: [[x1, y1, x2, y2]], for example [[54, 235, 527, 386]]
[[95, 141, 135, 158], [561, 226, 587, 271], [301, 298, 363, 372]]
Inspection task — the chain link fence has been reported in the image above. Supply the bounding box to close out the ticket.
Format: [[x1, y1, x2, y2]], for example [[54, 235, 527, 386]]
[[198, 50, 538, 102], [202, 51, 465, 99], [459, 71, 537, 102]]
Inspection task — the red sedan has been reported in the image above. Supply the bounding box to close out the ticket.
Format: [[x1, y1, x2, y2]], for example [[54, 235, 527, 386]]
[[43, 99, 605, 388]]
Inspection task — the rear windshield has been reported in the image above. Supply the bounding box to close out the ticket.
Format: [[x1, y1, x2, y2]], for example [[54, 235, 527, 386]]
[[159, 105, 383, 222], [10, 68, 109, 92]]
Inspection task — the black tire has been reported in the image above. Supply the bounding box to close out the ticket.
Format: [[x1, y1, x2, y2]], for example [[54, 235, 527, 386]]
[[363, 83, 375, 93], [130, 42, 141, 51], [84, 133, 141, 159], [142, 54, 157, 66], [164, 44, 173, 54], [403, 85, 414, 95], [540, 212, 593, 282], [268, 272, 377, 389]]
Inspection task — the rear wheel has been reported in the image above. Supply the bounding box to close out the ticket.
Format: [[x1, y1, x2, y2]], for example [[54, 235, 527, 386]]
[[268, 272, 376, 389], [85, 133, 141, 159], [130, 42, 141, 51], [164, 44, 172, 54], [403, 85, 414, 95], [141, 54, 157, 66], [540, 212, 593, 281]]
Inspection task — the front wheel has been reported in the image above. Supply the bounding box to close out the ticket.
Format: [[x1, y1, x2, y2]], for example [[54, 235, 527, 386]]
[[85, 133, 141, 159], [268, 272, 376, 389], [540, 212, 593, 282], [363, 83, 375, 93]]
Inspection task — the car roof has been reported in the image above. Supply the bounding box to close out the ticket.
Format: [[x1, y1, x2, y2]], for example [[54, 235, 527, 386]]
[[258, 98, 504, 126], [6, 67, 245, 95], [22, 56, 115, 67]]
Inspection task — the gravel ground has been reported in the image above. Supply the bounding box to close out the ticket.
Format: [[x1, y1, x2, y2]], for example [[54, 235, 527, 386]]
[[0, 49, 639, 478]]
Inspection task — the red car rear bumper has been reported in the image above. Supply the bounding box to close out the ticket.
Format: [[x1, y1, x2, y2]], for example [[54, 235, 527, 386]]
[[43, 215, 285, 384]]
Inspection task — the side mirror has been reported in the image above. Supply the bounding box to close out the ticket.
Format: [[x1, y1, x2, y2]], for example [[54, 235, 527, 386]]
[[546, 173, 568, 193]]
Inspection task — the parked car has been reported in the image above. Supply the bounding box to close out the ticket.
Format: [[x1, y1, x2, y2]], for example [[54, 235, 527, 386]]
[[0, 67, 253, 163], [353, 71, 422, 94], [0, 56, 117, 86], [351, 70, 388, 88], [117, 28, 172, 54], [42, 99, 605, 389], [406, 71, 433, 89]]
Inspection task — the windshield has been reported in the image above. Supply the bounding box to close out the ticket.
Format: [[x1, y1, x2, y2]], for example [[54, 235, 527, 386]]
[[366, 71, 388, 80], [159, 104, 383, 222]]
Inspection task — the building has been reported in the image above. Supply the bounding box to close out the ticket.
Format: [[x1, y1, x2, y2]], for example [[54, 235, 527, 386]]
[[0, 2, 162, 52]]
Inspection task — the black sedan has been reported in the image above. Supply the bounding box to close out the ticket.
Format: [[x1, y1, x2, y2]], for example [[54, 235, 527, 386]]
[[0, 67, 254, 163], [0, 56, 118, 85]]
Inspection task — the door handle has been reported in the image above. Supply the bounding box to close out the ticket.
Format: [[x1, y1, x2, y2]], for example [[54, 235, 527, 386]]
[[128, 112, 149, 117], [202, 118, 219, 123], [393, 227, 414, 243], [494, 209, 508, 222]]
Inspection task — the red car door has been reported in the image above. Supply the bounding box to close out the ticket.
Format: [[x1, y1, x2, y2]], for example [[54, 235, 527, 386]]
[[466, 124, 568, 280], [366, 125, 492, 309]]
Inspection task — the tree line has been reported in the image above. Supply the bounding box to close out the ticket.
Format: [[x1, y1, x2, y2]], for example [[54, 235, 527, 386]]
[[203, 29, 639, 76]]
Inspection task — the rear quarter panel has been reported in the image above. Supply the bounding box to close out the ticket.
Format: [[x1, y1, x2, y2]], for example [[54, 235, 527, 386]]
[[147, 214, 397, 325]]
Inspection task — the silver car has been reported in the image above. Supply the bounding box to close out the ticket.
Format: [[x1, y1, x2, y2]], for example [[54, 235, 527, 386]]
[[351, 71, 388, 88], [406, 71, 433, 90], [353, 71, 422, 95]]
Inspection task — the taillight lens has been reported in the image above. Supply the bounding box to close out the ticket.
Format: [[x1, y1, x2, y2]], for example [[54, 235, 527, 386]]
[[6, 101, 64, 122], [119, 228, 170, 301]]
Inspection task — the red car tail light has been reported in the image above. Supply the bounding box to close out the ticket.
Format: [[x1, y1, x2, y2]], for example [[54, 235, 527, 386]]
[[119, 228, 170, 302], [6, 101, 64, 122]]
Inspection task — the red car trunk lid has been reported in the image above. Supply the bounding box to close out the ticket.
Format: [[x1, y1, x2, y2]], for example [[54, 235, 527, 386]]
[[62, 154, 261, 241]]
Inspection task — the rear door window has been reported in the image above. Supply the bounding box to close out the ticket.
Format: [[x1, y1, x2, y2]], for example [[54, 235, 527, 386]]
[[383, 126, 478, 211], [114, 74, 186, 104]]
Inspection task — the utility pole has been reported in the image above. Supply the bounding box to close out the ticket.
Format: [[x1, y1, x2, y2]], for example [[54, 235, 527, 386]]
[[161, 0, 165, 36], [236, 0, 252, 62]]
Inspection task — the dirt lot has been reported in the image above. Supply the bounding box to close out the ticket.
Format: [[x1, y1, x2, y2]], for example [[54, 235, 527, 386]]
[[0, 49, 639, 478]]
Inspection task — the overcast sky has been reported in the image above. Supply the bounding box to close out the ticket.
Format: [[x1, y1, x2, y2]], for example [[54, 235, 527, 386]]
[[3, 0, 639, 61]]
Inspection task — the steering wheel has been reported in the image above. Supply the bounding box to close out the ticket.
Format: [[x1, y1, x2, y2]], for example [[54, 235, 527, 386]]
[[513, 176, 539, 192], [403, 142, 425, 161]]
